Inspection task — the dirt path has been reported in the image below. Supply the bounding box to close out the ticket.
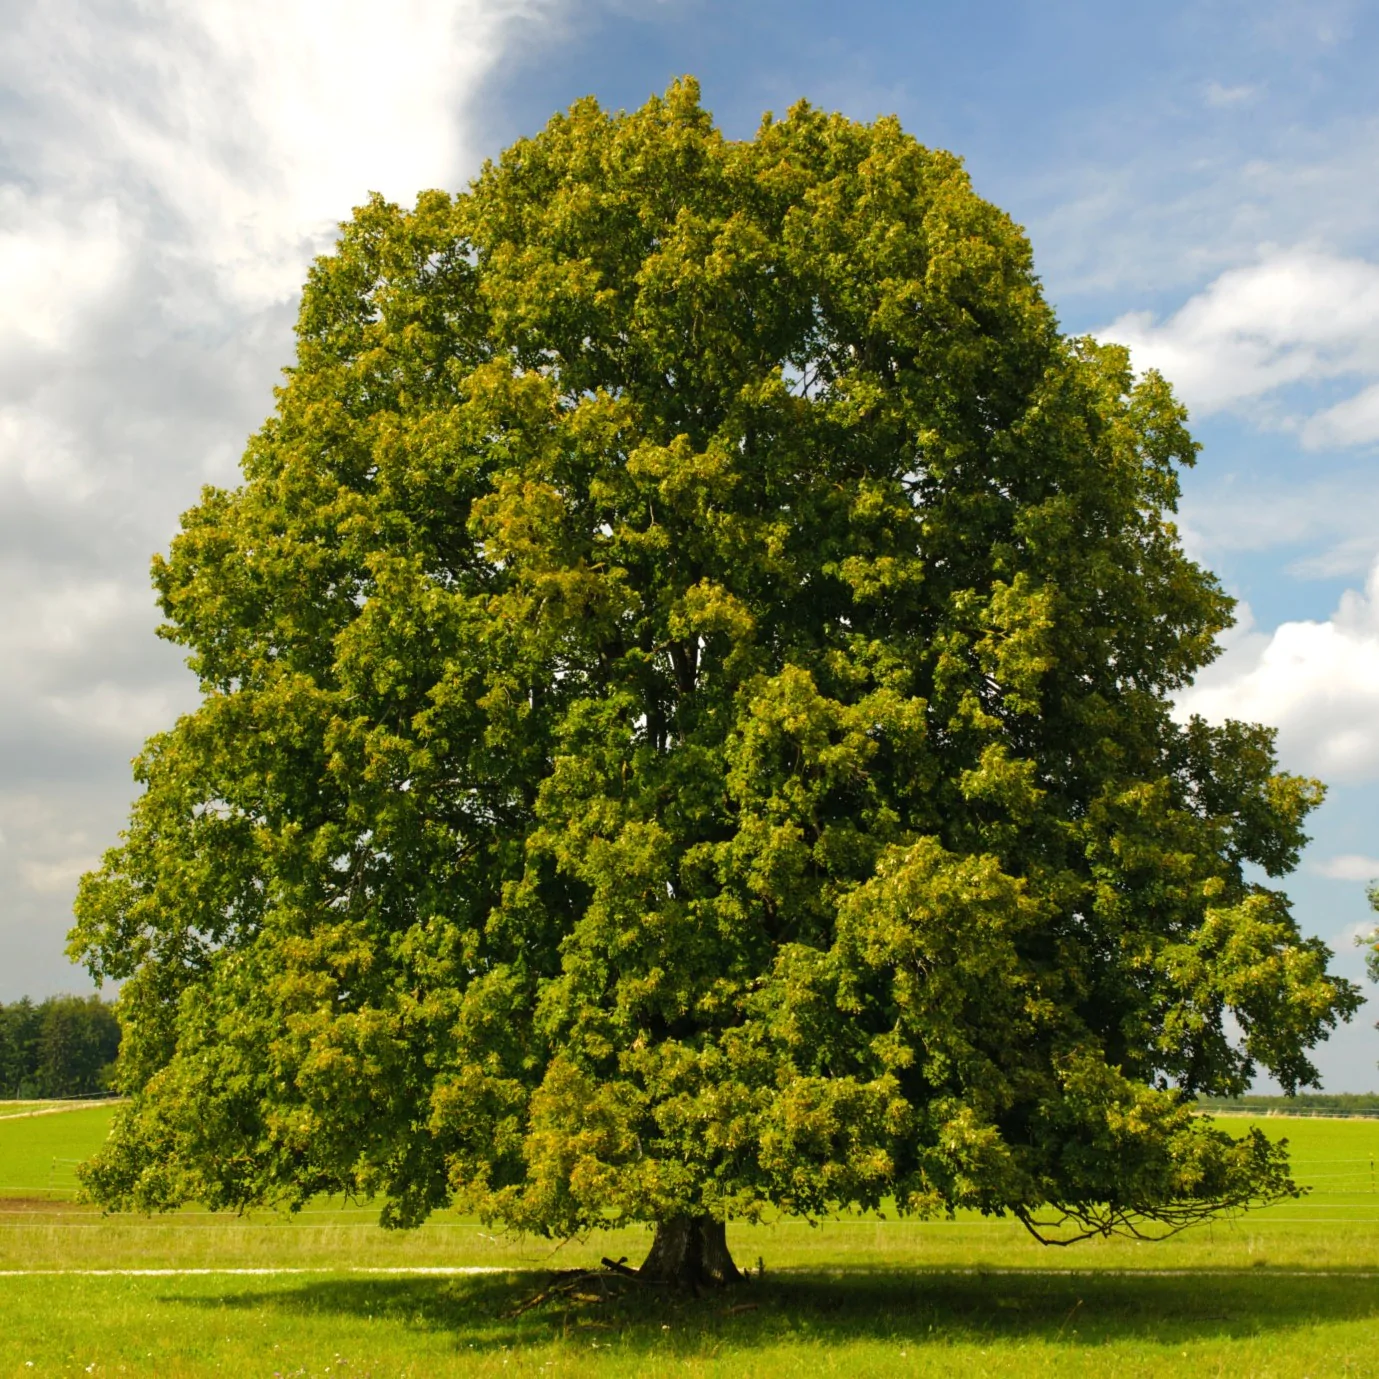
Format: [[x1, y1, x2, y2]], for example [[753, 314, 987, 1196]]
[[0, 1100, 123, 1122], [0, 1265, 506, 1277], [0, 1264, 1375, 1278]]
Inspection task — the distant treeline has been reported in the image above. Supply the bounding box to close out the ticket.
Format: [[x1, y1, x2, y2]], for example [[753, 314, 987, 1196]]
[[1198, 1093, 1379, 1117], [0, 995, 120, 1099]]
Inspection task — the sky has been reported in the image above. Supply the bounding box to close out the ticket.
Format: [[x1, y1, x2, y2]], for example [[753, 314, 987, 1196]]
[[1, 0, 1377, 1089]]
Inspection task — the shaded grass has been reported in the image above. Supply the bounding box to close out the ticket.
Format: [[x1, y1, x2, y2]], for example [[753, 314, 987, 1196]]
[[2, 1264, 1378, 1376]]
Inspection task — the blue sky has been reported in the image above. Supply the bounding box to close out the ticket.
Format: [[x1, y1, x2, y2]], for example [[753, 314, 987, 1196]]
[[1, 0, 1376, 1087]]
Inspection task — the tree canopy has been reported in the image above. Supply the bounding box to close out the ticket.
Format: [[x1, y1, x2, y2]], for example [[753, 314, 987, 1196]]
[[71, 79, 1360, 1281]]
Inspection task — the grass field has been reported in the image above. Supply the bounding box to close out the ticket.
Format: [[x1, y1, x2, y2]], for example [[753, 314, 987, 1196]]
[[0, 1104, 1376, 1375]]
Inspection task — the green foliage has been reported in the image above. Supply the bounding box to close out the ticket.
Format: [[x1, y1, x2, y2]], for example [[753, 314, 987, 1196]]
[[1366, 882, 1378, 984], [70, 80, 1359, 1241], [0, 996, 120, 1099]]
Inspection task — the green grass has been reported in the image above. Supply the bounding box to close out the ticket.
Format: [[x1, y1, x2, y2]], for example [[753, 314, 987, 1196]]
[[3, 1267, 1378, 1377], [1, 1109, 1377, 1375], [0, 1104, 115, 1198]]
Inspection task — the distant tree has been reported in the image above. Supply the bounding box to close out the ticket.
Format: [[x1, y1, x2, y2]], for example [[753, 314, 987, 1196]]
[[71, 79, 1360, 1286], [0, 998, 42, 1098], [35, 996, 121, 1097], [0, 996, 119, 1098]]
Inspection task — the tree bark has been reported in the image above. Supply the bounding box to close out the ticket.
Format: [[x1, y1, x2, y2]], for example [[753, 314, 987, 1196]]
[[638, 1214, 741, 1286]]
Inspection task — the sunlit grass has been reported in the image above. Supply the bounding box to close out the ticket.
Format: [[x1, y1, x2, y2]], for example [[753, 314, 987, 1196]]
[[0, 1104, 116, 1198]]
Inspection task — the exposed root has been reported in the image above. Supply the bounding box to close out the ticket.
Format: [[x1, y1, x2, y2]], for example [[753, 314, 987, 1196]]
[[501, 1258, 647, 1319]]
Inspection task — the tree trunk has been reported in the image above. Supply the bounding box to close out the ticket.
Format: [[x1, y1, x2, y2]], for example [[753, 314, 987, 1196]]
[[639, 1214, 741, 1286]]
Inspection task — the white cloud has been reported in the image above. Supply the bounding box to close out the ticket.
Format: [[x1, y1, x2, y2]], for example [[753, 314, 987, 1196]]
[[2, 1, 558, 311], [19, 856, 99, 898], [1313, 855, 1379, 882], [1303, 381, 1379, 449], [0, 404, 100, 499], [1288, 533, 1379, 580], [1205, 82, 1256, 108], [1098, 250, 1379, 438], [0, 0, 564, 998], [0, 193, 129, 353], [1177, 559, 1379, 783]]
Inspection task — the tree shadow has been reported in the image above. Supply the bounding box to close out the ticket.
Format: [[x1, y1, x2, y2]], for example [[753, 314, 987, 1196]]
[[178, 1262, 1379, 1360]]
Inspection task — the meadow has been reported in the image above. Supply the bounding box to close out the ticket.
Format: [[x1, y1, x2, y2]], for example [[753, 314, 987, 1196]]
[[0, 1105, 1376, 1376]]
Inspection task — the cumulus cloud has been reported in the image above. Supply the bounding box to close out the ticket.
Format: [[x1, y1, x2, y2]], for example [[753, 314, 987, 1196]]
[[1099, 250, 1379, 439], [1177, 559, 1379, 783], [1313, 855, 1379, 882], [2, 0, 554, 311], [1303, 381, 1379, 449], [0, 0, 561, 997]]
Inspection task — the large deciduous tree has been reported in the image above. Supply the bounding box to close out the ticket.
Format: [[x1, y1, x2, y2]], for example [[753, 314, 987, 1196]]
[[71, 79, 1359, 1285]]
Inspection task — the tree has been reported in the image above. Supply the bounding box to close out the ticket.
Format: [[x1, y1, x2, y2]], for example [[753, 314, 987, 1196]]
[[0, 996, 120, 1098], [70, 79, 1360, 1285], [1367, 883, 1379, 971], [1366, 883, 1378, 1033], [0, 999, 42, 1098], [35, 996, 121, 1097]]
